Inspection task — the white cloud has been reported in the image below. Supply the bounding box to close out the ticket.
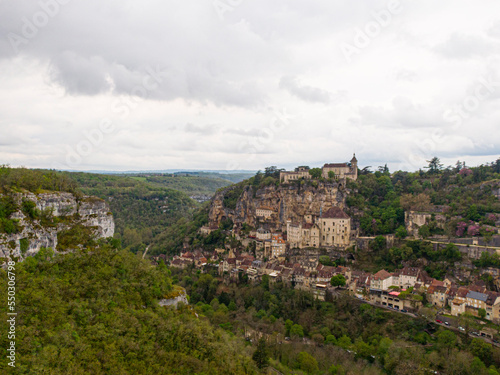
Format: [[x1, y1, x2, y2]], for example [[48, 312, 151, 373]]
[[0, 0, 499, 171]]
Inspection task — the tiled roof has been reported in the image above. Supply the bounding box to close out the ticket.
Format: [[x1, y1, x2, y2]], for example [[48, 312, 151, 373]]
[[373, 270, 392, 280], [321, 206, 350, 219], [456, 287, 469, 298], [324, 163, 349, 168]]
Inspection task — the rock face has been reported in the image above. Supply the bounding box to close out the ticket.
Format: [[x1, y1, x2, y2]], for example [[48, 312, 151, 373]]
[[0, 191, 114, 262], [158, 289, 189, 309], [209, 181, 346, 231]]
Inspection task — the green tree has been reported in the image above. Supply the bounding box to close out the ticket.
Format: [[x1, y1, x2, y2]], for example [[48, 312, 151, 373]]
[[370, 235, 387, 251], [290, 324, 304, 338], [437, 330, 457, 355], [395, 226, 408, 239], [337, 335, 352, 349], [328, 171, 335, 179], [309, 168, 322, 179], [329, 364, 346, 375], [296, 351, 318, 373], [330, 274, 346, 287], [252, 337, 269, 370], [325, 335, 337, 345], [418, 225, 431, 239], [478, 308, 487, 319], [470, 338, 492, 365], [426, 157, 443, 174]]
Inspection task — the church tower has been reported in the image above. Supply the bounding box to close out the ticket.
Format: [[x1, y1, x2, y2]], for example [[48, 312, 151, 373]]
[[350, 153, 358, 180]]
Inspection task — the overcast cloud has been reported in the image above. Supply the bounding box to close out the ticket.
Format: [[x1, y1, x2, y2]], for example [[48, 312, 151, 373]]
[[0, 0, 499, 172]]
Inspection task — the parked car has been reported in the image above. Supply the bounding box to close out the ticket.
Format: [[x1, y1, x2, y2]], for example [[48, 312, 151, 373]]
[[444, 321, 450, 326], [458, 326, 465, 332], [401, 309, 408, 313], [435, 319, 443, 324]]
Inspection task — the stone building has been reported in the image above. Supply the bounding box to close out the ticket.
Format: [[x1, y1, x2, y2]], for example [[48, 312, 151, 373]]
[[280, 155, 358, 183], [271, 234, 286, 259], [279, 166, 312, 183], [286, 206, 351, 249], [256, 206, 274, 220], [317, 206, 351, 247], [321, 154, 358, 180]]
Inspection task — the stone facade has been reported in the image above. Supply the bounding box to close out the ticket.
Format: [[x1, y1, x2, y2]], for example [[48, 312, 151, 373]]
[[280, 155, 358, 184], [322, 155, 358, 180], [286, 207, 351, 249]]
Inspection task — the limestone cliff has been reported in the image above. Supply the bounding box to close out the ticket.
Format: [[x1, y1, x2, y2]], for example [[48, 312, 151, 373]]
[[0, 191, 114, 263], [209, 181, 346, 230]]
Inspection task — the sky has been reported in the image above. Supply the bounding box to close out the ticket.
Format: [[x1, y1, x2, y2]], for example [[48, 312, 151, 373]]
[[1, 0, 499, 173]]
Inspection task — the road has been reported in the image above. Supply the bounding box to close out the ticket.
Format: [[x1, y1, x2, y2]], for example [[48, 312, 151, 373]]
[[352, 295, 500, 347], [142, 245, 150, 259], [427, 239, 500, 251], [435, 315, 500, 347]]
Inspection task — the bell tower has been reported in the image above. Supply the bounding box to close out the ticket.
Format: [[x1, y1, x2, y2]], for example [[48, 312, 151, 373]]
[[350, 153, 358, 180]]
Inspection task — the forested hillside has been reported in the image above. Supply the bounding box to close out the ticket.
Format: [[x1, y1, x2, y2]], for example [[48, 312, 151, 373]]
[[346, 158, 500, 237], [173, 266, 500, 375], [129, 173, 237, 196], [67, 172, 198, 253], [0, 244, 257, 374]]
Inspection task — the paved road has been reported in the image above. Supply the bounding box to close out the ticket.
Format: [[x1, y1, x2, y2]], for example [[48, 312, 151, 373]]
[[435, 315, 500, 347]]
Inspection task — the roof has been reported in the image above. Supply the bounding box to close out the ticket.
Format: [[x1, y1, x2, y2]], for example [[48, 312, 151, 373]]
[[466, 291, 488, 302], [321, 206, 350, 219], [430, 279, 445, 287], [393, 267, 421, 278], [324, 163, 349, 168], [373, 270, 392, 280]]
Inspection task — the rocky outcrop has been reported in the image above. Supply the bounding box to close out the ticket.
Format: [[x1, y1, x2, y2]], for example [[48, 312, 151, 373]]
[[158, 288, 188, 309], [209, 181, 346, 230], [0, 191, 114, 263]]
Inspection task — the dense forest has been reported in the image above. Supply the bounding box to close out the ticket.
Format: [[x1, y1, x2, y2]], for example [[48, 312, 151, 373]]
[[0, 242, 257, 374], [172, 265, 500, 375], [130, 174, 234, 196], [346, 158, 500, 237], [66, 172, 198, 253]]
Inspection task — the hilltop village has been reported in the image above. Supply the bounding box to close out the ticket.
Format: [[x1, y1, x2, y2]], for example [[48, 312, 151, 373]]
[[161, 156, 500, 329]]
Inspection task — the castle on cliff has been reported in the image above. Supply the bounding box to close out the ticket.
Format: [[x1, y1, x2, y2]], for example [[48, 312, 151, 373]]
[[279, 154, 358, 183]]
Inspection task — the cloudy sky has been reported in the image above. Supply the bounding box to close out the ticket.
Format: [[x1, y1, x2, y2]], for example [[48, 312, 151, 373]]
[[1, 0, 499, 172]]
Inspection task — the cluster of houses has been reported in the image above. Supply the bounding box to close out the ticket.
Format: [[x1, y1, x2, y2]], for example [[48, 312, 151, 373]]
[[223, 206, 353, 259], [163, 249, 500, 324], [354, 267, 500, 323]]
